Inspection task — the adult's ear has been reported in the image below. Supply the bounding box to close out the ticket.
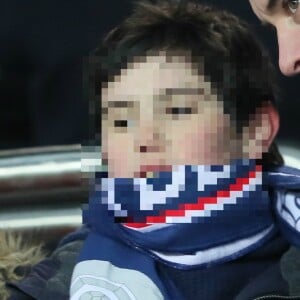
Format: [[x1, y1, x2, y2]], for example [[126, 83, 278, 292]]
[[242, 101, 280, 159]]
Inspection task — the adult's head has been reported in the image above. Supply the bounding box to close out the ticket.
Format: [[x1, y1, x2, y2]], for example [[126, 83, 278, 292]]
[[87, 0, 283, 177], [249, 0, 300, 76]]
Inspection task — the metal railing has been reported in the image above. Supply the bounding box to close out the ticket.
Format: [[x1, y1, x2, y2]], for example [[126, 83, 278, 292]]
[[0, 144, 87, 248]]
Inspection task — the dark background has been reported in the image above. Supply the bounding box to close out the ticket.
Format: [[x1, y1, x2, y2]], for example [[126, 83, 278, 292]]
[[0, 0, 299, 150]]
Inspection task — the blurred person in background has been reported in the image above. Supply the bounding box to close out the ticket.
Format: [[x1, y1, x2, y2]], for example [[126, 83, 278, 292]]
[[249, 0, 300, 76]]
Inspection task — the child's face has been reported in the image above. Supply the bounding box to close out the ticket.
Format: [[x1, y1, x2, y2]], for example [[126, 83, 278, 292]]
[[101, 52, 257, 178]]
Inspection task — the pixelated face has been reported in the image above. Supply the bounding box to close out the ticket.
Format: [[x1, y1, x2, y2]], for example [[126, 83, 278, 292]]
[[249, 0, 300, 76], [101, 51, 263, 178]]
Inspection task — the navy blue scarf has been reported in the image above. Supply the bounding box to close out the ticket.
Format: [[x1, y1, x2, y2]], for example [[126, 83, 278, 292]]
[[71, 159, 279, 299]]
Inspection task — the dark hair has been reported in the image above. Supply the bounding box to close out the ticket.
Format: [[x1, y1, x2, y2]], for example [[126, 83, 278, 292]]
[[86, 0, 283, 166]]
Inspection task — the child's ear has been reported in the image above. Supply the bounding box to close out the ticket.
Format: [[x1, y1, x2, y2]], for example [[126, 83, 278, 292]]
[[242, 101, 279, 159], [264, 102, 280, 147]]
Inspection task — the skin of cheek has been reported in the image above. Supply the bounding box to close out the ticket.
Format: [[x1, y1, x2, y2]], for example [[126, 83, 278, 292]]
[[102, 112, 245, 178], [103, 131, 137, 178], [171, 130, 210, 165], [102, 118, 244, 178], [168, 112, 236, 166], [277, 17, 300, 65]]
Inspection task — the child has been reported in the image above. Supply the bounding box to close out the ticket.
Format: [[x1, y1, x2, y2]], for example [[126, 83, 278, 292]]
[[7, 1, 300, 299]]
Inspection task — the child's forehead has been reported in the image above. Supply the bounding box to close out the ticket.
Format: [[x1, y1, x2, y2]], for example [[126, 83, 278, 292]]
[[120, 50, 201, 72], [101, 51, 214, 99]]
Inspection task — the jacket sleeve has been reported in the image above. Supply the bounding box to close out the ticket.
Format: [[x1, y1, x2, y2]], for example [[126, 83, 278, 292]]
[[6, 286, 35, 300], [6, 227, 88, 300]]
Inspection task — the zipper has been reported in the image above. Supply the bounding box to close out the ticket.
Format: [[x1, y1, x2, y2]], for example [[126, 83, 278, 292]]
[[253, 295, 300, 300]]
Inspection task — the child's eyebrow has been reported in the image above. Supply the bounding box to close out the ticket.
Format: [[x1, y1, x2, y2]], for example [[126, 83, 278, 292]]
[[103, 88, 204, 112], [163, 87, 204, 96], [107, 100, 135, 108]]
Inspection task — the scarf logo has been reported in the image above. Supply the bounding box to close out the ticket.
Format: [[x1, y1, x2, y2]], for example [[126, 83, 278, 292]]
[[277, 191, 300, 232]]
